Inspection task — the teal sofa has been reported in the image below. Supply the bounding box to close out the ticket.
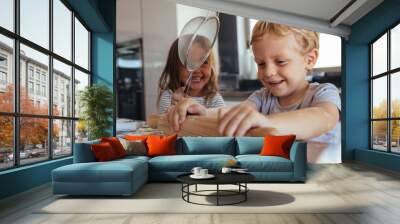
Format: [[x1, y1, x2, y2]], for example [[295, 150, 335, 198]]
[[52, 137, 307, 196]]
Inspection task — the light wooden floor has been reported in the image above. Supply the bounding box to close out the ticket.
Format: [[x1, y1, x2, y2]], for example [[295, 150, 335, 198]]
[[1, 162, 400, 224]]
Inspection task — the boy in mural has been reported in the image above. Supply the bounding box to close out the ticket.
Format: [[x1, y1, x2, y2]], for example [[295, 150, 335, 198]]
[[167, 21, 341, 163]]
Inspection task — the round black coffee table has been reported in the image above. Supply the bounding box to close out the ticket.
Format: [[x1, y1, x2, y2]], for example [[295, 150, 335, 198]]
[[177, 173, 255, 206]]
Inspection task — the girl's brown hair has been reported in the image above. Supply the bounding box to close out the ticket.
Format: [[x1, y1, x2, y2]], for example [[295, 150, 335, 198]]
[[157, 37, 219, 107]]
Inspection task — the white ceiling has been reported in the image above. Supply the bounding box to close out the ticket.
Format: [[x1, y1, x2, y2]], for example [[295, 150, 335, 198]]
[[226, 0, 352, 23], [177, 0, 384, 37], [116, 0, 384, 43]]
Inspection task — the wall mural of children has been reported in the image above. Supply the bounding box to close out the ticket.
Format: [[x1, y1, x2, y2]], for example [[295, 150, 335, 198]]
[[167, 21, 341, 163]]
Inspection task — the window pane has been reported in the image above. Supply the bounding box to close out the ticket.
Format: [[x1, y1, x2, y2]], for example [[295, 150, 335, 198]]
[[20, 44, 49, 115], [391, 24, 400, 70], [0, 0, 14, 31], [53, 59, 72, 117], [0, 116, 13, 170], [53, 0, 72, 60], [391, 72, 400, 118], [0, 35, 14, 112], [75, 120, 88, 143], [20, 0, 49, 49], [391, 120, 400, 153], [372, 121, 388, 151], [372, 33, 387, 76], [372, 77, 387, 119], [74, 69, 89, 118], [20, 117, 49, 165], [75, 18, 89, 70], [53, 119, 72, 158]]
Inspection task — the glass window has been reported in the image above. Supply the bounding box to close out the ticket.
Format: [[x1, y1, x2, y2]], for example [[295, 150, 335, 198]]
[[19, 117, 49, 165], [75, 120, 88, 143], [36, 84, 40, 95], [53, 119, 72, 158], [28, 81, 34, 94], [35, 70, 40, 80], [371, 24, 400, 154], [0, 0, 14, 31], [20, 0, 49, 49], [74, 69, 89, 118], [53, 0, 72, 60], [42, 85, 46, 96], [391, 72, 400, 118], [20, 44, 49, 115], [53, 59, 72, 117], [0, 35, 14, 113], [372, 121, 388, 151], [391, 24, 400, 70], [74, 17, 89, 70], [0, 116, 13, 170], [372, 77, 387, 119], [0, 0, 92, 170], [0, 54, 7, 67], [372, 34, 387, 76], [0, 115, 14, 170], [391, 120, 400, 153], [0, 71, 7, 84], [28, 67, 34, 80]]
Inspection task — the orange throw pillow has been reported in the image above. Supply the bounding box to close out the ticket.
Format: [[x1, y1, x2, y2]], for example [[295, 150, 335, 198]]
[[260, 135, 296, 159], [101, 137, 126, 158], [146, 134, 177, 157], [124, 135, 148, 141], [91, 142, 117, 161]]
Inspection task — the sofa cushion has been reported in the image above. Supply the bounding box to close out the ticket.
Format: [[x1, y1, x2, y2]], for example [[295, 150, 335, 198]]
[[119, 138, 147, 156], [91, 142, 118, 161], [236, 137, 263, 155], [73, 140, 100, 163], [260, 135, 296, 159], [148, 154, 235, 172], [236, 155, 293, 172], [101, 137, 127, 158], [147, 134, 177, 157], [180, 137, 235, 155]]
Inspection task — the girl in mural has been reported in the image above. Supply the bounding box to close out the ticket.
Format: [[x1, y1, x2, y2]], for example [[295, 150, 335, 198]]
[[157, 38, 225, 115], [167, 22, 341, 163]]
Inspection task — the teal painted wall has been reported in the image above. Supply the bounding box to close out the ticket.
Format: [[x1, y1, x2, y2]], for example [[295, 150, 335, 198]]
[[344, 0, 400, 171], [0, 0, 116, 200], [91, 0, 116, 136], [0, 158, 72, 199]]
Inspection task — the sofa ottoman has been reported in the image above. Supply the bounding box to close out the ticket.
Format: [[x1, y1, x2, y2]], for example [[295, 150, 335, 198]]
[[52, 156, 148, 196]]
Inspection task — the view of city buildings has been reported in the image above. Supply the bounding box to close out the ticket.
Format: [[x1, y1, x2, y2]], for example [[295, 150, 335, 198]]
[[0, 40, 88, 169], [0, 0, 90, 171]]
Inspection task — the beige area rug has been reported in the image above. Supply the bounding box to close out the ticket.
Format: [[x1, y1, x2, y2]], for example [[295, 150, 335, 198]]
[[38, 183, 362, 214]]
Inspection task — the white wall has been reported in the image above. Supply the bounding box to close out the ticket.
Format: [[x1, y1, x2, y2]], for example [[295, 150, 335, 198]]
[[116, 0, 142, 43], [176, 4, 214, 36], [141, 0, 178, 117]]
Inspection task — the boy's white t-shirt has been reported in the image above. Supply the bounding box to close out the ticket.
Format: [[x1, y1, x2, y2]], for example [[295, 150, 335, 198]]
[[246, 82, 342, 163]]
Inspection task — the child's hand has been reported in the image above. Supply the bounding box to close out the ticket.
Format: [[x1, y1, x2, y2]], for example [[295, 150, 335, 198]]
[[167, 98, 207, 132], [171, 87, 185, 105], [218, 102, 269, 136]]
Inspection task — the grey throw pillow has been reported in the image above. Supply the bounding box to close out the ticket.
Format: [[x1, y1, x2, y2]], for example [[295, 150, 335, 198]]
[[119, 138, 147, 156]]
